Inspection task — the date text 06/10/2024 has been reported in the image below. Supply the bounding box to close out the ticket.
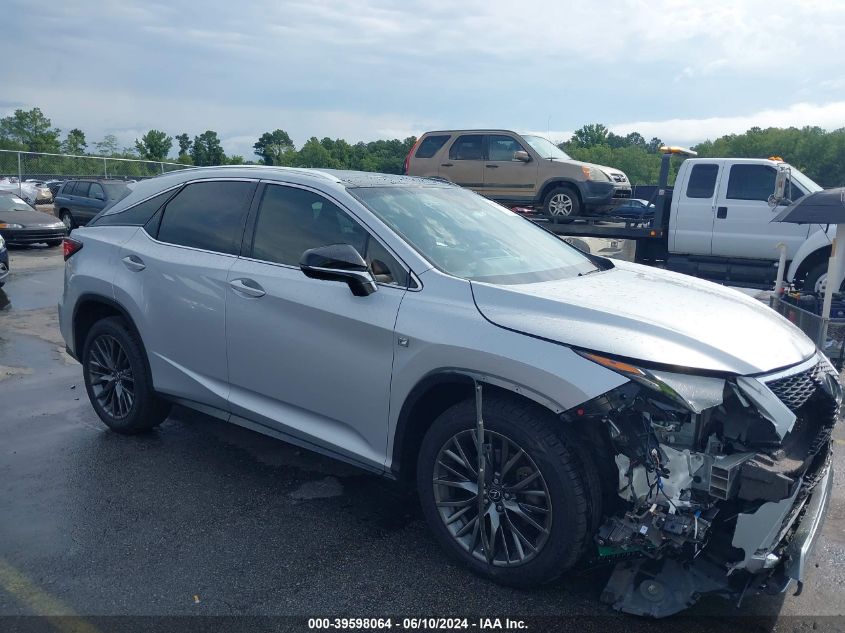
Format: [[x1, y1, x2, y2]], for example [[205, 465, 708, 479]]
[[307, 618, 528, 630]]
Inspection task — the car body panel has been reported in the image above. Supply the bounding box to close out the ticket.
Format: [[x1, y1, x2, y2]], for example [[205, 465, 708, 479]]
[[226, 257, 406, 469], [113, 228, 235, 411], [470, 258, 815, 375]]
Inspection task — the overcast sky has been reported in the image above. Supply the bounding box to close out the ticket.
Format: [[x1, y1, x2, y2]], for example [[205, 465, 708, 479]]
[[4, 0, 845, 159]]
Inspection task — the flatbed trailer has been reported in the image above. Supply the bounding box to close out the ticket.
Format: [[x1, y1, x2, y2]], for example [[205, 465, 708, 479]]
[[538, 148, 677, 264]]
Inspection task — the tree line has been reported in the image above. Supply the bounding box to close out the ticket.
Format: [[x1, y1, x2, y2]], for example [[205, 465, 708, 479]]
[[2, 107, 844, 186]]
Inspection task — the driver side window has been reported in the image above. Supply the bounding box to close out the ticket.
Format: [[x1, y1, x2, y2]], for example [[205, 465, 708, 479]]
[[250, 184, 410, 287]]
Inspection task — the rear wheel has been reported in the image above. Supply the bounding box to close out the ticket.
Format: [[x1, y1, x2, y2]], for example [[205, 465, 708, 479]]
[[417, 394, 593, 587], [82, 317, 170, 434], [60, 209, 75, 230], [543, 186, 581, 223]]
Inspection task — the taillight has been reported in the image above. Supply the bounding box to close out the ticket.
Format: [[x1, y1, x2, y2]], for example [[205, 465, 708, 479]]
[[404, 139, 421, 174], [63, 237, 83, 261]]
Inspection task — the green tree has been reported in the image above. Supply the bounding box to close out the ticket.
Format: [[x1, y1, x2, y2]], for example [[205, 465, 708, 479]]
[[191, 130, 226, 166], [289, 137, 336, 168], [0, 107, 61, 153], [570, 123, 609, 148], [94, 134, 121, 156], [253, 129, 295, 165], [62, 128, 87, 155], [135, 129, 173, 162], [175, 133, 192, 158], [228, 154, 245, 165]]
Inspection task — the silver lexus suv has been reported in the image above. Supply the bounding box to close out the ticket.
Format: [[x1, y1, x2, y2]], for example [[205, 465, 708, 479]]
[[59, 166, 838, 617]]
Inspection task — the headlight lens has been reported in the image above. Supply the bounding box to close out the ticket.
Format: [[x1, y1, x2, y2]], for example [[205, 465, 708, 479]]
[[577, 351, 725, 413], [581, 166, 610, 182], [0, 223, 23, 229]]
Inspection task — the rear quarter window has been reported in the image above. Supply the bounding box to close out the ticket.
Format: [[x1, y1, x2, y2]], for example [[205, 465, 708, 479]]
[[415, 135, 450, 159], [93, 188, 179, 227]]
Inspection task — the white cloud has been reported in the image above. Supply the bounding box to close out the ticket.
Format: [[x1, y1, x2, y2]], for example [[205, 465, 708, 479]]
[[535, 101, 845, 146]]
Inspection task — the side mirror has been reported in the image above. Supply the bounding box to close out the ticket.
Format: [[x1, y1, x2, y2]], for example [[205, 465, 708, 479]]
[[513, 150, 531, 163], [300, 243, 377, 296]]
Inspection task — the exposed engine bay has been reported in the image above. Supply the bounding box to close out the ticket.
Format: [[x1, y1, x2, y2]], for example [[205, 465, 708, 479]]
[[567, 352, 841, 617]]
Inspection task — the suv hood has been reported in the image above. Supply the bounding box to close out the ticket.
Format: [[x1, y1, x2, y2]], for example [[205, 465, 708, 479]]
[[470, 260, 814, 375]]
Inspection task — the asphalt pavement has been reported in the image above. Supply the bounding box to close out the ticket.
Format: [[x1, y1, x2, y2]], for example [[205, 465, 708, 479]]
[[0, 245, 843, 632]]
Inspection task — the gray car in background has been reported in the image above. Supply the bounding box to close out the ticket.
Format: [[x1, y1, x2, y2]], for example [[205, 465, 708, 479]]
[[53, 179, 130, 229], [58, 166, 838, 617]]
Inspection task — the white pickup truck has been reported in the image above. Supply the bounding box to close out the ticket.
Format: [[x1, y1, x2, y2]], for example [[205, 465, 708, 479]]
[[552, 151, 832, 290]]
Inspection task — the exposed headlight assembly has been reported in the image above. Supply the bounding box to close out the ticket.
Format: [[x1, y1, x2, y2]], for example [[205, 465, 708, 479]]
[[576, 351, 725, 413], [0, 223, 23, 229]]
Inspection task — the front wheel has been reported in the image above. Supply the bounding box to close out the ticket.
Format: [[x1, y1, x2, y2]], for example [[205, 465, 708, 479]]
[[543, 186, 581, 223], [417, 394, 593, 587], [803, 263, 845, 295], [82, 316, 170, 434]]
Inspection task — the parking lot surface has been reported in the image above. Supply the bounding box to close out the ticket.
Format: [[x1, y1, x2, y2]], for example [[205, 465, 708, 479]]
[[1, 246, 843, 631]]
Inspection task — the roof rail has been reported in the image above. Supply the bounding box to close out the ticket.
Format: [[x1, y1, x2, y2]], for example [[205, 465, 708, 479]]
[[155, 165, 343, 184]]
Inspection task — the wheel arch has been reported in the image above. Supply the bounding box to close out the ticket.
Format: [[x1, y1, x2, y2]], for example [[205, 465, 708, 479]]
[[72, 294, 148, 369], [792, 245, 831, 288], [390, 369, 569, 481], [538, 178, 583, 207]]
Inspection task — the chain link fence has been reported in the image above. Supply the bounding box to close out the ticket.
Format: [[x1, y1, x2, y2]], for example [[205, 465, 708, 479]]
[[0, 149, 188, 186]]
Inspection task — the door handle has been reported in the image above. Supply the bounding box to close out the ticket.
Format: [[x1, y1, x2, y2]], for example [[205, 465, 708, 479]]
[[121, 255, 145, 272], [485, 164, 499, 169], [229, 278, 266, 298], [440, 163, 453, 167], [716, 206, 728, 219]]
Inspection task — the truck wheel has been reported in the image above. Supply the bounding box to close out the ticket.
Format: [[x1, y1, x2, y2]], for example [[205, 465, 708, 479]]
[[417, 394, 593, 587], [82, 316, 171, 434], [803, 263, 845, 294], [543, 186, 581, 222]]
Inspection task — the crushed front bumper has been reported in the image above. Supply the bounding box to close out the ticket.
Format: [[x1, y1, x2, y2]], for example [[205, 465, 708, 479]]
[[602, 460, 834, 617]]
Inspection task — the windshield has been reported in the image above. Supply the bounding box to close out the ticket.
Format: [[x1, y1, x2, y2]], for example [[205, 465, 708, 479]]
[[522, 135, 571, 160], [352, 186, 599, 284], [0, 194, 30, 211], [786, 165, 822, 194]]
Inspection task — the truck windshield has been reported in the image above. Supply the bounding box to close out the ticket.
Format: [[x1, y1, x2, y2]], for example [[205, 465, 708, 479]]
[[522, 135, 571, 160], [352, 185, 599, 284], [786, 166, 822, 194]]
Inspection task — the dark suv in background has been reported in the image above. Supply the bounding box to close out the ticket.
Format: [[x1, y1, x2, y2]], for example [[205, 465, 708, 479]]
[[54, 179, 131, 229]]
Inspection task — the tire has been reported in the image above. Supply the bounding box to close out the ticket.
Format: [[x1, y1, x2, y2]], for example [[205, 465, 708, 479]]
[[803, 263, 844, 295], [82, 316, 170, 434], [46, 239, 62, 247], [60, 209, 76, 230], [417, 393, 594, 587], [543, 186, 581, 223]]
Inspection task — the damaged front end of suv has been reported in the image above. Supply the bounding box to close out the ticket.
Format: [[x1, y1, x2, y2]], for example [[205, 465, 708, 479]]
[[567, 350, 840, 618]]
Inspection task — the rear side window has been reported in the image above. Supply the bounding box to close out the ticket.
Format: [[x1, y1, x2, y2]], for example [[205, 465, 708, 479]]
[[415, 135, 450, 159], [89, 182, 105, 200], [75, 182, 91, 198], [95, 189, 178, 227], [686, 164, 718, 199], [156, 181, 255, 255], [727, 165, 776, 202], [449, 135, 484, 161]]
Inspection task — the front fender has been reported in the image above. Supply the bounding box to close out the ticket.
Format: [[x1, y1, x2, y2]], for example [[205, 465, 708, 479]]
[[387, 269, 627, 468], [787, 225, 832, 282]]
